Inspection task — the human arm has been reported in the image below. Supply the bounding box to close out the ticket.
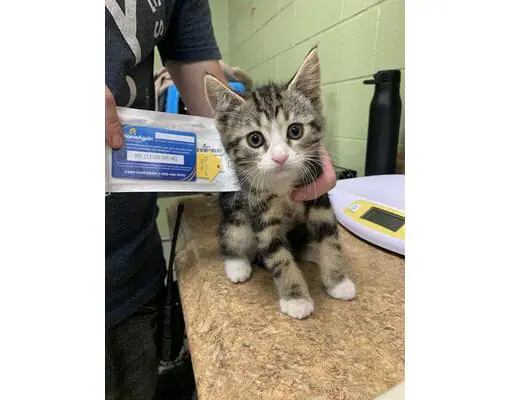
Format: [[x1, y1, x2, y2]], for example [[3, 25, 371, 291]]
[[157, 0, 226, 118], [166, 60, 227, 118]]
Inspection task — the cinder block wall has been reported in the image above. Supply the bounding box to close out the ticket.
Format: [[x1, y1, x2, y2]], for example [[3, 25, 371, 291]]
[[225, 0, 405, 175]]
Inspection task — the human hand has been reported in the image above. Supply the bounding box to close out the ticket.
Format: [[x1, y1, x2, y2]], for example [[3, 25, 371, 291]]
[[292, 150, 337, 202], [105, 86, 124, 149]]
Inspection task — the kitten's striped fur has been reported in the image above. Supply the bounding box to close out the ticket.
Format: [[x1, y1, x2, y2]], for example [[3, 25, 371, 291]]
[[205, 47, 356, 319]]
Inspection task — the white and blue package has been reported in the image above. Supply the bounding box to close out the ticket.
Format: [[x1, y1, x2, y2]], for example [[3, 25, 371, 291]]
[[105, 107, 240, 193]]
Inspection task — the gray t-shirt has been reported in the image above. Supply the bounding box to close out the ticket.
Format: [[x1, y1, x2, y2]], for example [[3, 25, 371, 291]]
[[105, 0, 221, 328]]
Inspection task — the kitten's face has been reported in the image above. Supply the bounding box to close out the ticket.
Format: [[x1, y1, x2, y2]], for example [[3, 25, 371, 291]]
[[205, 47, 324, 195]]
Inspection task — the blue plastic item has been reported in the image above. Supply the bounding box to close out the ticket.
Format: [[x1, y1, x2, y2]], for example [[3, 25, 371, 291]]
[[164, 81, 246, 114], [227, 82, 245, 94]]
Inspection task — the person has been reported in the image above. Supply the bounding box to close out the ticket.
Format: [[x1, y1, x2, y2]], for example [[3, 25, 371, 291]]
[[105, 1, 336, 399]]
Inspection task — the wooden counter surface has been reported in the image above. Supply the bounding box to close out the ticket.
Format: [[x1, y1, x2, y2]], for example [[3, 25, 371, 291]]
[[168, 195, 404, 400]]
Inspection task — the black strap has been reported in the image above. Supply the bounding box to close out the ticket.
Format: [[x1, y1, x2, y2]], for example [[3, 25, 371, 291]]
[[161, 202, 185, 362]]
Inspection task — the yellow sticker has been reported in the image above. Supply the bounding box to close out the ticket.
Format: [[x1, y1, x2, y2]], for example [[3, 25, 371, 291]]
[[196, 151, 222, 182]]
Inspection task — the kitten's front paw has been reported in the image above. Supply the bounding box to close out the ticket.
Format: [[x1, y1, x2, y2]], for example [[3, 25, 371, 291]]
[[327, 278, 356, 300], [225, 258, 252, 283], [279, 298, 315, 319]]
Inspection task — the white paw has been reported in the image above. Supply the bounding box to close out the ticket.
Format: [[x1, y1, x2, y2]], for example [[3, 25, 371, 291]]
[[225, 258, 252, 283], [327, 278, 356, 300], [279, 298, 315, 319]]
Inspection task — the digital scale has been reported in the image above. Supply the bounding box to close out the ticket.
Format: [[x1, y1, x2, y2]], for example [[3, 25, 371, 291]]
[[328, 174, 405, 255]]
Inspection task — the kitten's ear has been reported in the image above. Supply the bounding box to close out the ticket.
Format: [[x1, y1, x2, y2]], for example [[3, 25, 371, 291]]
[[287, 46, 321, 105], [204, 74, 245, 112]]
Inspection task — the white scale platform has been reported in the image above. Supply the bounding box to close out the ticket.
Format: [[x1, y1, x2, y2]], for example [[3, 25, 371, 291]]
[[328, 175, 405, 256]]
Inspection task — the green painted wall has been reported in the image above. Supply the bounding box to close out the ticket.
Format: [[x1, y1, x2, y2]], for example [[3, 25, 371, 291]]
[[226, 0, 405, 175]]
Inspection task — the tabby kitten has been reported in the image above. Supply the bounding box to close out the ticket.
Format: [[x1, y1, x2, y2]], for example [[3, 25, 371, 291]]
[[204, 47, 356, 319]]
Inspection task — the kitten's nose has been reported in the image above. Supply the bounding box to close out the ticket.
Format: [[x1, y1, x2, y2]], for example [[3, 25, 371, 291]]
[[272, 154, 289, 167]]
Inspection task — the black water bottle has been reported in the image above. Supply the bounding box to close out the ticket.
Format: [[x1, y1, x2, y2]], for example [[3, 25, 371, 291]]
[[363, 70, 402, 176]]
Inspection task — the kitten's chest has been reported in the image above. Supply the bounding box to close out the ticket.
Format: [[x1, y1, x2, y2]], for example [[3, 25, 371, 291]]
[[276, 197, 306, 226]]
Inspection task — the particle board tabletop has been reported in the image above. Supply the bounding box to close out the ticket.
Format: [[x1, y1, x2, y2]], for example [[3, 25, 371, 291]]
[[167, 195, 404, 400]]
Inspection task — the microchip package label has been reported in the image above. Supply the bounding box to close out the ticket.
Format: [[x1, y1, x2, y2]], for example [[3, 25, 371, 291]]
[[111, 125, 197, 181]]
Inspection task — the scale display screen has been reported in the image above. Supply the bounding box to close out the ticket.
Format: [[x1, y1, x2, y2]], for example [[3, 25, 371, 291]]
[[361, 207, 404, 232]]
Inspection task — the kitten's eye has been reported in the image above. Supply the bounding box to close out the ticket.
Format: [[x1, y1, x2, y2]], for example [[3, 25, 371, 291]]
[[287, 123, 304, 140], [246, 131, 265, 148]]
